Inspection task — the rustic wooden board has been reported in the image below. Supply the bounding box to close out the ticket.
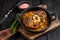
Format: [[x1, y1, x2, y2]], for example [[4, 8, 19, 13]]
[[18, 19, 60, 40]]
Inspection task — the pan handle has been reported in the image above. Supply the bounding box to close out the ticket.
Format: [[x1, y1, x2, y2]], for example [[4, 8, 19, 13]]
[[0, 10, 12, 24], [50, 12, 56, 21], [16, 14, 22, 22]]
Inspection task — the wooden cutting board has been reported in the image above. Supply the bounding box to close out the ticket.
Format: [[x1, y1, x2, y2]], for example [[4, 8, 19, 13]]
[[18, 18, 60, 40]]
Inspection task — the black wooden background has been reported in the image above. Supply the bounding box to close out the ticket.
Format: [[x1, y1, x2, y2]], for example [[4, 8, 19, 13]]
[[0, 0, 60, 40]]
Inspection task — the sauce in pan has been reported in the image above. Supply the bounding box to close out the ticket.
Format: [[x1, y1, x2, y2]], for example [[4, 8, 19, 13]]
[[22, 10, 48, 31]]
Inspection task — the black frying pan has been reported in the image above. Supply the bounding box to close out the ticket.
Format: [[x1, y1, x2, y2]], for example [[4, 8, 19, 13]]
[[0, 1, 32, 24], [16, 6, 56, 33]]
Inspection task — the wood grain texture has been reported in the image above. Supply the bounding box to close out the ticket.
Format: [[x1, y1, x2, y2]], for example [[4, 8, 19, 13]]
[[18, 19, 60, 40], [0, 28, 13, 40]]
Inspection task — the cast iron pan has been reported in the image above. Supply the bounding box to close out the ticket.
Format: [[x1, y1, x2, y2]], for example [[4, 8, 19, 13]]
[[16, 7, 56, 33], [0, 1, 32, 25]]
